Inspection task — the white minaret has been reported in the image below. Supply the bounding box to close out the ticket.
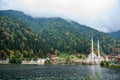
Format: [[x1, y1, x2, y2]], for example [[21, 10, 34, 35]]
[[97, 40, 100, 57], [87, 37, 97, 63], [91, 37, 94, 54], [91, 37, 95, 59]]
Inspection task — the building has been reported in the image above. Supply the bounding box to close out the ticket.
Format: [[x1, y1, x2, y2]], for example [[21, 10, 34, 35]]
[[87, 38, 104, 64], [37, 58, 46, 64], [50, 54, 58, 61], [108, 54, 120, 62], [0, 58, 9, 64], [116, 55, 120, 62], [108, 53, 118, 61]]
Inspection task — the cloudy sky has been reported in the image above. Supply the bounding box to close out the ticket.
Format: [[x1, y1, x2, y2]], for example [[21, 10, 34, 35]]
[[0, 0, 120, 32]]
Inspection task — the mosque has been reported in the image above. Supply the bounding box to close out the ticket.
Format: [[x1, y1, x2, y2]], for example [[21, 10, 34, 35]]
[[87, 38, 104, 64]]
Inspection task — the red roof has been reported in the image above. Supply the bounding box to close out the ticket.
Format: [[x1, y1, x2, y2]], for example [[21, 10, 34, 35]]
[[50, 54, 57, 60], [109, 53, 118, 57]]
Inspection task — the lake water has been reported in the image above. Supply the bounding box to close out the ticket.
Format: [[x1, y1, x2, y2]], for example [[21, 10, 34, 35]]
[[0, 64, 120, 80]]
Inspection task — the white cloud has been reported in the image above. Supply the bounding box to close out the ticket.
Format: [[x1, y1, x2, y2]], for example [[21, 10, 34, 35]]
[[0, 0, 119, 32]]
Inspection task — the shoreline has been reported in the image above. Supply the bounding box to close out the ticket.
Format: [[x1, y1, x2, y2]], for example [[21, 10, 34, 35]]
[[1, 63, 120, 69]]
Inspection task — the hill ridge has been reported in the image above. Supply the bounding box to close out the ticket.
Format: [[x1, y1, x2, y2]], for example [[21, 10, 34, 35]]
[[0, 10, 120, 60]]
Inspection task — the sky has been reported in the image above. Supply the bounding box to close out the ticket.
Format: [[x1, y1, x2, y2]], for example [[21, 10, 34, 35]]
[[0, 0, 120, 32]]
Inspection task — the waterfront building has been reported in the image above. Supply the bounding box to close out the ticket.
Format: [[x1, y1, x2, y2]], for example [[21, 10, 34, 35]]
[[50, 54, 58, 61], [37, 58, 46, 64], [87, 38, 104, 64]]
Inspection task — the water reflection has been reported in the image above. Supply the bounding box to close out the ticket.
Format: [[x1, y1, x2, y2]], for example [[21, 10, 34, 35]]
[[88, 65, 102, 75]]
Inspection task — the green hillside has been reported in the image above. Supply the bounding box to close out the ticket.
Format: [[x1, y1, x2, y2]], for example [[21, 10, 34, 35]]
[[36, 17, 120, 55], [108, 31, 120, 39], [0, 10, 120, 60], [0, 10, 40, 31], [0, 16, 44, 60]]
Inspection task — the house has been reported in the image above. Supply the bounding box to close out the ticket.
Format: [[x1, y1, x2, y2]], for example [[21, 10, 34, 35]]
[[116, 55, 120, 62], [108, 53, 118, 61], [0, 58, 9, 64], [50, 54, 58, 61], [37, 58, 46, 64]]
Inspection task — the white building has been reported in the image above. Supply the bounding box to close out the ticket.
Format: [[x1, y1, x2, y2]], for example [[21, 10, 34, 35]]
[[37, 58, 46, 64], [87, 38, 104, 64]]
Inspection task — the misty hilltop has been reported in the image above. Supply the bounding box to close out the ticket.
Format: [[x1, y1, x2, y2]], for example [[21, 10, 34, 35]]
[[1, 0, 120, 32]]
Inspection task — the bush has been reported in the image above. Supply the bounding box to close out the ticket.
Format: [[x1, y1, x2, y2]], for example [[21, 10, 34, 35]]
[[9, 53, 22, 64], [100, 61, 109, 67], [45, 59, 51, 64], [100, 61, 104, 67]]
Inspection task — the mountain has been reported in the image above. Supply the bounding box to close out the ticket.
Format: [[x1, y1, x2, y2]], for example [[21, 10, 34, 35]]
[[0, 16, 45, 59], [36, 17, 120, 55], [0, 10, 40, 31], [108, 31, 120, 39], [0, 10, 120, 60]]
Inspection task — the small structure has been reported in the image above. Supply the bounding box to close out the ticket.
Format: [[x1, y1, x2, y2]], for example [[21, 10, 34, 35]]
[[0, 58, 9, 64], [116, 55, 120, 62], [105, 56, 109, 61], [108, 53, 118, 61], [50, 54, 58, 61], [37, 58, 46, 64]]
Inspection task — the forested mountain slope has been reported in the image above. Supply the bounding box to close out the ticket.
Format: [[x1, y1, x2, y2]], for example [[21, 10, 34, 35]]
[[0, 10, 120, 60], [0, 10, 40, 31], [108, 31, 120, 39], [36, 17, 120, 55], [0, 16, 44, 59]]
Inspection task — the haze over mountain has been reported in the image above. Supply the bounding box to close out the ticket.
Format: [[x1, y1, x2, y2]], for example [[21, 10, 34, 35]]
[[0, 0, 120, 32], [108, 31, 120, 39], [0, 10, 120, 60]]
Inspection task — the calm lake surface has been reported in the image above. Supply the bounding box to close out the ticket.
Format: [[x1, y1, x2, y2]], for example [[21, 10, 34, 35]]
[[0, 64, 120, 80]]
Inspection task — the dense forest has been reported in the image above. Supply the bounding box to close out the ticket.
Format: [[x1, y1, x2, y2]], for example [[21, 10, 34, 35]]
[[108, 31, 120, 39], [37, 17, 120, 55], [0, 10, 120, 60], [0, 16, 44, 60]]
